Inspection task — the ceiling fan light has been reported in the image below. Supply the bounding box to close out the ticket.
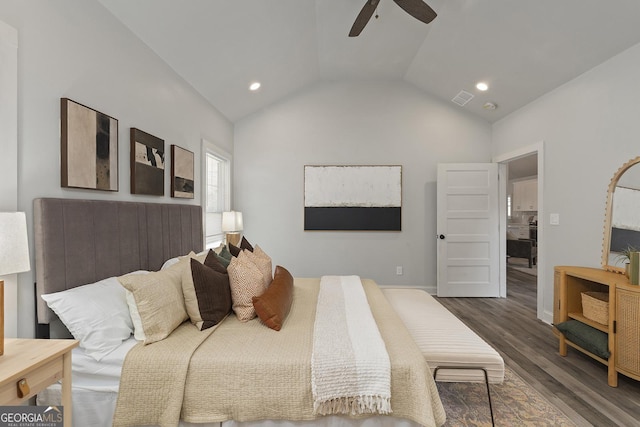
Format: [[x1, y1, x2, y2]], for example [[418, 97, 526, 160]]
[[476, 82, 489, 91]]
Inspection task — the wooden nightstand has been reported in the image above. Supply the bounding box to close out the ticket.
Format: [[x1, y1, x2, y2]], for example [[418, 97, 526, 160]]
[[0, 339, 78, 427]]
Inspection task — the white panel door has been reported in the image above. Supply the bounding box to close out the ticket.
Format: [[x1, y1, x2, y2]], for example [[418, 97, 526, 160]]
[[437, 163, 499, 297]]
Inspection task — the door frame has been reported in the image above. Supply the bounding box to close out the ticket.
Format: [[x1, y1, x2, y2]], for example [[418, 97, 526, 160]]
[[493, 141, 547, 322]]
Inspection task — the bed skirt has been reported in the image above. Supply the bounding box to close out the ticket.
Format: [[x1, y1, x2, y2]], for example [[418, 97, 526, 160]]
[[38, 386, 425, 427]]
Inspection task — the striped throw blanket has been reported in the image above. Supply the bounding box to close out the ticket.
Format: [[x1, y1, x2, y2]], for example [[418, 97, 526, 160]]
[[311, 275, 392, 416]]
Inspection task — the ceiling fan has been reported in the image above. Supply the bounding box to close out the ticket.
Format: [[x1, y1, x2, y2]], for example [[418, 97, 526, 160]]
[[349, 0, 437, 37]]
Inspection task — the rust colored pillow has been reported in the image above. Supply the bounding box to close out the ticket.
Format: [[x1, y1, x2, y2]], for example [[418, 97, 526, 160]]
[[252, 265, 294, 331]]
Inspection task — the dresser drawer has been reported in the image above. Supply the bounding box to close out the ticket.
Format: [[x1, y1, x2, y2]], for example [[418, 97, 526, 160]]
[[0, 357, 63, 404]]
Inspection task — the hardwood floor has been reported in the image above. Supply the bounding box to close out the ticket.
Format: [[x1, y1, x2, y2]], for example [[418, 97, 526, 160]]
[[435, 268, 640, 427]]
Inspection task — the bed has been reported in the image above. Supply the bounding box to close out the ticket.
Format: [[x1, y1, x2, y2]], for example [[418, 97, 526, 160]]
[[33, 198, 445, 427]]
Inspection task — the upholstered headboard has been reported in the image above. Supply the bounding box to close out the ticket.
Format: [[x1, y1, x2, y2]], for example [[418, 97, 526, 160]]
[[34, 198, 203, 326]]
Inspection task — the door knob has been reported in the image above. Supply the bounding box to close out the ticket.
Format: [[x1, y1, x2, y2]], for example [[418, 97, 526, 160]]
[[438, 234, 445, 240]]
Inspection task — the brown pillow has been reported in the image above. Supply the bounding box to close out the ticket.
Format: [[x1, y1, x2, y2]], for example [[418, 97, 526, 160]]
[[204, 249, 227, 274], [182, 258, 231, 330], [252, 266, 294, 331], [240, 236, 254, 252], [228, 243, 242, 257]]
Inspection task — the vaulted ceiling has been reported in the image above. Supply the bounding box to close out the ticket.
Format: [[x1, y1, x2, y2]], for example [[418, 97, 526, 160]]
[[99, 0, 640, 123]]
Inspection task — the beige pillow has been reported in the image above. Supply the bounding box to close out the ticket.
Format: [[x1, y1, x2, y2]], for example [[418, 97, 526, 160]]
[[227, 251, 267, 322], [245, 245, 273, 287], [119, 255, 192, 344]]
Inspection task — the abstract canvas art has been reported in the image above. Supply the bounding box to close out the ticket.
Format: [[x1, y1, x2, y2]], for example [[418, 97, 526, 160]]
[[171, 145, 194, 199], [61, 98, 118, 191], [304, 165, 402, 231], [130, 128, 164, 196]]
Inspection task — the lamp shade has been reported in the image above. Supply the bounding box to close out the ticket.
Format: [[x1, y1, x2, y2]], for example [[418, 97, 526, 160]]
[[0, 212, 31, 276], [221, 211, 243, 232]]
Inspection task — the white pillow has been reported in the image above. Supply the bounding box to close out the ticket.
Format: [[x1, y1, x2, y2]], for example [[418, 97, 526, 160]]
[[160, 250, 208, 270], [125, 289, 145, 341], [41, 273, 145, 361]]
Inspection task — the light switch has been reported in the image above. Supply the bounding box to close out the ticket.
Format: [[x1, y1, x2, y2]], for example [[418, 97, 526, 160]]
[[550, 213, 560, 225]]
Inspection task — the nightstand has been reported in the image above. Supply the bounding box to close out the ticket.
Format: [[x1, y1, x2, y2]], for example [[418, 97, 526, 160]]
[[0, 339, 78, 427]]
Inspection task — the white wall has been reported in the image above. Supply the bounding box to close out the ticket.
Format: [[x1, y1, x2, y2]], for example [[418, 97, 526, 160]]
[[493, 41, 640, 320], [0, 1, 233, 337], [234, 80, 491, 290], [0, 19, 19, 338]]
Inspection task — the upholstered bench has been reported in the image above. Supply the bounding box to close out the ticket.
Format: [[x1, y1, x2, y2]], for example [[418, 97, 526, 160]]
[[382, 288, 505, 425]]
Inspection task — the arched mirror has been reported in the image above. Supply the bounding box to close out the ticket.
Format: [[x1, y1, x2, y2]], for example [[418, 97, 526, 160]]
[[602, 156, 640, 273]]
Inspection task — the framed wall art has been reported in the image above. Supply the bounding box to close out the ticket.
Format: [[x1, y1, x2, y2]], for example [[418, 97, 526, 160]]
[[304, 165, 402, 231], [130, 128, 164, 196], [171, 145, 194, 199], [61, 98, 118, 191]]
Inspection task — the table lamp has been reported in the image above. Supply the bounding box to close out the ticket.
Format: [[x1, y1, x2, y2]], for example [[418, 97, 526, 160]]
[[222, 211, 243, 247], [0, 212, 31, 356]]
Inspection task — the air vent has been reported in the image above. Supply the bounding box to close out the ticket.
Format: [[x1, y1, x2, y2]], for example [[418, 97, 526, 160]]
[[451, 90, 474, 107]]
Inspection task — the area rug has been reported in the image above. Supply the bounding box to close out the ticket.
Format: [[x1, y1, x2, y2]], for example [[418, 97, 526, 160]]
[[437, 367, 575, 426]]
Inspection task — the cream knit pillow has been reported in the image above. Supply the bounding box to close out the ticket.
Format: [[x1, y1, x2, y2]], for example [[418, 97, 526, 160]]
[[227, 250, 267, 321], [245, 245, 273, 287], [119, 255, 192, 344]]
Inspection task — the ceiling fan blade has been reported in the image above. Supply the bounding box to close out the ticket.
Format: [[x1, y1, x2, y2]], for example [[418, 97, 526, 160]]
[[393, 0, 437, 24], [349, 0, 381, 37]]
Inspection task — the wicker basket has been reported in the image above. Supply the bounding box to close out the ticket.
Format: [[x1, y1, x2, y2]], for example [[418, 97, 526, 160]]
[[582, 291, 609, 325]]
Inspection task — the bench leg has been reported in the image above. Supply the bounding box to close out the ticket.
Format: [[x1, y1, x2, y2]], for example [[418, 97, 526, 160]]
[[433, 366, 496, 427]]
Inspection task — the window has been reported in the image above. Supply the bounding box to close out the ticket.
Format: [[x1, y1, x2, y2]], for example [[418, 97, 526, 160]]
[[202, 140, 231, 248]]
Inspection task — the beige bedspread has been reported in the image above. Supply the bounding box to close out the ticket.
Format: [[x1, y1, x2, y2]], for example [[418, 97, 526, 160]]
[[113, 279, 446, 427]]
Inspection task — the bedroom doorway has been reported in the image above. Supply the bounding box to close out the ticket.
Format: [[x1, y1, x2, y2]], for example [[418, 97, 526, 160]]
[[495, 142, 544, 321], [506, 154, 538, 275]]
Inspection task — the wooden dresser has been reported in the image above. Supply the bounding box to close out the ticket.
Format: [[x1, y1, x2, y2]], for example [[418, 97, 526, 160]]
[[554, 266, 640, 387]]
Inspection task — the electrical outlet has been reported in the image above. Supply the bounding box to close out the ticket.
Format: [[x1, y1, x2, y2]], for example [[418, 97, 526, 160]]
[[396, 266, 403, 275]]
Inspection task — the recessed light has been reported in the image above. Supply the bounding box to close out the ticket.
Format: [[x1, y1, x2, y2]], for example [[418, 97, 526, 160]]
[[249, 82, 261, 91], [476, 82, 489, 91]]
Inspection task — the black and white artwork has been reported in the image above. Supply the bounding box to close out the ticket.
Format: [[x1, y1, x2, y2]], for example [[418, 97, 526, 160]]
[[61, 98, 118, 191], [171, 145, 194, 199], [130, 128, 164, 195], [304, 165, 402, 231]]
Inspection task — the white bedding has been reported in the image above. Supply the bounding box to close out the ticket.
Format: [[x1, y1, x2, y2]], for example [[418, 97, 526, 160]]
[[69, 336, 138, 391]]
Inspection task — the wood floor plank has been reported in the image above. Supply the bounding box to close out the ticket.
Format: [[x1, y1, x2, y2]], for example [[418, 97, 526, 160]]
[[435, 268, 640, 427]]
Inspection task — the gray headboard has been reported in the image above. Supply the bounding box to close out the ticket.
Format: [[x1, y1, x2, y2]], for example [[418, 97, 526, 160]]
[[34, 198, 203, 326]]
